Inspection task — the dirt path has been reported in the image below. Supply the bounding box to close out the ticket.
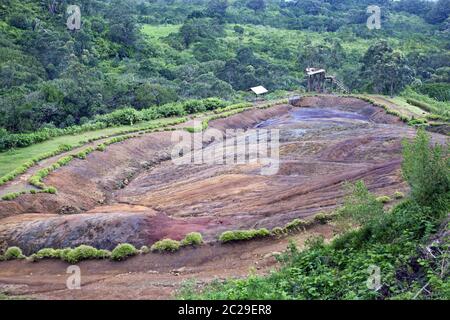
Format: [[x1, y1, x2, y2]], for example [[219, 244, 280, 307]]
[[367, 95, 427, 119], [0, 224, 334, 300]]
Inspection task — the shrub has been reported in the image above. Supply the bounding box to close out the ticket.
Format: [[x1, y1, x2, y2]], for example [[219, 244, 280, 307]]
[[96, 107, 142, 126], [314, 213, 333, 224], [219, 229, 271, 243], [140, 246, 150, 254], [111, 243, 138, 261], [63, 245, 100, 263], [140, 108, 159, 121], [408, 118, 427, 126], [181, 232, 203, 246], [394, 191, 405, 199], [341, 180, 384, 225], [183, 100, 207, 114], [151, 239, 181, 252], [402, 129, 449, 209], [271, 227, 285, 236], [96, 249, 112, 259], [34, 248, 61, 259], [44, 187, 57, 194], [155, 103, 186, 118], [376, 196, 391, 204], [2, 192, 25, 201], [4, 247, 24, 260], [96, 144, 106, 152]]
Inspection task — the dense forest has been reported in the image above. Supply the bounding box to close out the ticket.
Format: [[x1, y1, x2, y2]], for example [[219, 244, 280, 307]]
[[0, 0, 449, 133]]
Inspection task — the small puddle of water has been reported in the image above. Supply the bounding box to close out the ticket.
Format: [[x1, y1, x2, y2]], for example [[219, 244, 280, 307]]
[[255, 107, 368, 129]]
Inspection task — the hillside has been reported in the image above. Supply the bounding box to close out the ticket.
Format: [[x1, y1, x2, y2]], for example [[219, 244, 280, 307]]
[[1, 0, 449, 134], [0, 0, 449, 302]]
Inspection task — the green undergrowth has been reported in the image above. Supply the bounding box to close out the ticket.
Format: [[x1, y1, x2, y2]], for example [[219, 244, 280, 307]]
[[356, 95, 411, 123], [401, 87, 450, 120], [0, 232, 206, 263], [0, 99, 228, 153], [183, 98, 287, 133], [219, 229, 271, 243]]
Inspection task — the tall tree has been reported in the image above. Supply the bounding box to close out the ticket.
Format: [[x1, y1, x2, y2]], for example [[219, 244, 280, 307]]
[[360, 41, 413, 96], [207, 0, 229, 19]]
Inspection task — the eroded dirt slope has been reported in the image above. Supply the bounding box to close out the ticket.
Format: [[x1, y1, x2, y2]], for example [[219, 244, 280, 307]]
[[0, 96, 447, 299]]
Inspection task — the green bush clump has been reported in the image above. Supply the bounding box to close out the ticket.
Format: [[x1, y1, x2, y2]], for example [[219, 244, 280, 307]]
[[33, 248, 62, 260], [44, 187, 57, 194], [415, 83, 450, 102], [140, 108, 159, 121], [181, 232, 203, 246], [57, 156, 74, 166], [0, 98, 223, 154], [408, 118, 427, 126], [95, 107, 142, 126], [75, 147, 95, 159], [402, 87, 450, 117], [314, 213, 333, 224], [96, 249, 112, 259], [155, 103, 186, 118], [111, 243, 138, 261], [402, 129, 449, 209], [284, 219, 309, 232], [0, 122, 109, 152], [63, 245, 101, 263], [179, 96, 450, 301], [29, 156, 75, 190], [4, 247, 25, 260], [213, 103, 252, 114], [376, 196, 392, 204], [151, 239, 181, 252], [31, 247, 110, 262], [183, 100, 207, 114], [394, 191, 405, 199], [219, 228, 271, 243], [1, 191, 26, 201], [96, 144, 106, 152]]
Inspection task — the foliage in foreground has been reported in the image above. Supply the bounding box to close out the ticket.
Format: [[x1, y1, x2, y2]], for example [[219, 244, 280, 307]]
[[179, 131, 450, 300]]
